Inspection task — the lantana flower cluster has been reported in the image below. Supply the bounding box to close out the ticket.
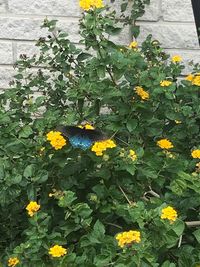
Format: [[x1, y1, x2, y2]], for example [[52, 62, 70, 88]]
[[161, 206, 178, 223], [160, 80, 172, 87], [191, 149, 200, 159], [129, 149, 137, 161], [49, 245, 67, 257], [157, 139, 174, 150], [186, 73, 200, 86], [171, 55, 182, 63], [26, 201, 40, 217], [91, 139, 116, 156], [135, 86, 149, 100], [79, 0, 104, 10], [8, 257, 20, 267], [116, 230, 141, 248], [129, 41, 138, 49], [46, 131, 66, 150]]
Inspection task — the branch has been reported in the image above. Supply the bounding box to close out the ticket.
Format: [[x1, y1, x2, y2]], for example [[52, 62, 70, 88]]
[[118, 185, 133, 205], [185, 221, 200, 227]]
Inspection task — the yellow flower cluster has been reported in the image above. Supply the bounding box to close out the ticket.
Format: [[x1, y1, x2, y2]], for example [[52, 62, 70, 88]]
[[8, 257, 20, 267], [49, 245, 67, 257], [116, 230, 141, 248], [129, 149, 137, 161], [161, 206, 178, 223], [185, 74, 194, 81], [160, 80, 172, 87], [26, 201, 40, 217], [171, 55, 182, 63], [192, 75, 200, 86], [79, 0, 104, 10], [135, 86, 149, 100], [78, 123, 94, 130], [185, 73, 200, 86], [129, 41, 138, 49], [91, 139, 116, 156], [191, 149, 200, 159], [157, 139, 174, 150], [46, 131, 66, 150]]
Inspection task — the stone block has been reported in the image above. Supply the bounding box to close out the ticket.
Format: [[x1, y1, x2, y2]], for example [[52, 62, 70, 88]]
[[0, 0, 6, 12], [0, 42, 13, 64], [0, 66, 16, 89], [138, 23, 199, 49], [0, 17, 80, 42], [162, 0, 194, 22], [140, 0, 161, 22], [8, 0, 80, 17]]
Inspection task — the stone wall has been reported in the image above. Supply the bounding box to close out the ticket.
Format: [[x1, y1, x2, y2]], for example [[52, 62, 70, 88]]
[[0, 0, 199, 89]]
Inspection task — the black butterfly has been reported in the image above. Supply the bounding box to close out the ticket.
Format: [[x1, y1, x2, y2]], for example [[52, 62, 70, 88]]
[[56, 125, 106, 150]]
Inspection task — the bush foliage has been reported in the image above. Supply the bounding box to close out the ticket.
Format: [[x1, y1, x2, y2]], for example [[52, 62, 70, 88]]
[[0, 1, 200, 266]]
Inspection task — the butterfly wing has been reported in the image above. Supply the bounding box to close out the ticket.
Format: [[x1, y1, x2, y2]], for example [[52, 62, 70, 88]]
[[56, 125, 106, 149]]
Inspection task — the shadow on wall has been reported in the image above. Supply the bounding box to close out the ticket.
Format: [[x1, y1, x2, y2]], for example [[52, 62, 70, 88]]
[[191, 0, 200, 45]]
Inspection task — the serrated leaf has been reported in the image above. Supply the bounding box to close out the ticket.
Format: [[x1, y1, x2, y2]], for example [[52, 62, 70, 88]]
[[19, 125, 33, 138]]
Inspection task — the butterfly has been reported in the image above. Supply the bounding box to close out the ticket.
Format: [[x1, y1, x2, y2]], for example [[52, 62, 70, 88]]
[[56, 125, 106, 150]]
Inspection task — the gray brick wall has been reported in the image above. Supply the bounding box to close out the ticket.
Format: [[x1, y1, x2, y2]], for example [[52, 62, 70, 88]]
[[0, 0, 199, 89]]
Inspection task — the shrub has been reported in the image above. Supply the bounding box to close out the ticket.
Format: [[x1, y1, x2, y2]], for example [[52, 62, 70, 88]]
[[0, 0, 200, 266]]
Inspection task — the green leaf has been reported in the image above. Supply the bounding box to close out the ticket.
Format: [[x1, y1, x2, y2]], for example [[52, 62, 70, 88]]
[[161, 261, 176, 267], [19, 125, 33, 138], [58, 191, 77, 207], [193, 229, 200, 243], [93, 220, 105, 237], [125, 164, 136, 175], [0, 161, 5, 180], [12, 174, 22, 184], [77, 52, 92, 61], [24, 164, 35, 178], [121, 2, 128, 12], [127, 119, 138, 132], [173, 220, 185, 236], [131, 25, 140, 38], [106, 26, 122, 36], [34, 170, 48, 183], [73, 203, 92, 219]]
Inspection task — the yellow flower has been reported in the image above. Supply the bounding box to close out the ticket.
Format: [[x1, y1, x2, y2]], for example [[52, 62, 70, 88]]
[[49, 245, 67, 258], [185, 74, 194, 81], [78, 123, 94, 130], [157, 139, 174, 150], [26, 201, 40, 217], [192, 75, 200, 86], [135, 86, 149, 100], [161, 206, 177, 223], [191, 149, 200, 159], [79, 0, 104, 10], [91, 139, 116, 156], [129, 41, 138, 49], [8, 257, 20, 267], [172, 55, 182, 63], [160, 80, 172, 87], [175, 120, 181, 124], [46, 131, 66, 150], [129, 149, 137, 161], [116, 230, 141, 248]]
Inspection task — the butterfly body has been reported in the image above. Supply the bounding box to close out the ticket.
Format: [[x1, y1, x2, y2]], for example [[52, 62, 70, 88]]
[[57, 125, 106, 150]]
